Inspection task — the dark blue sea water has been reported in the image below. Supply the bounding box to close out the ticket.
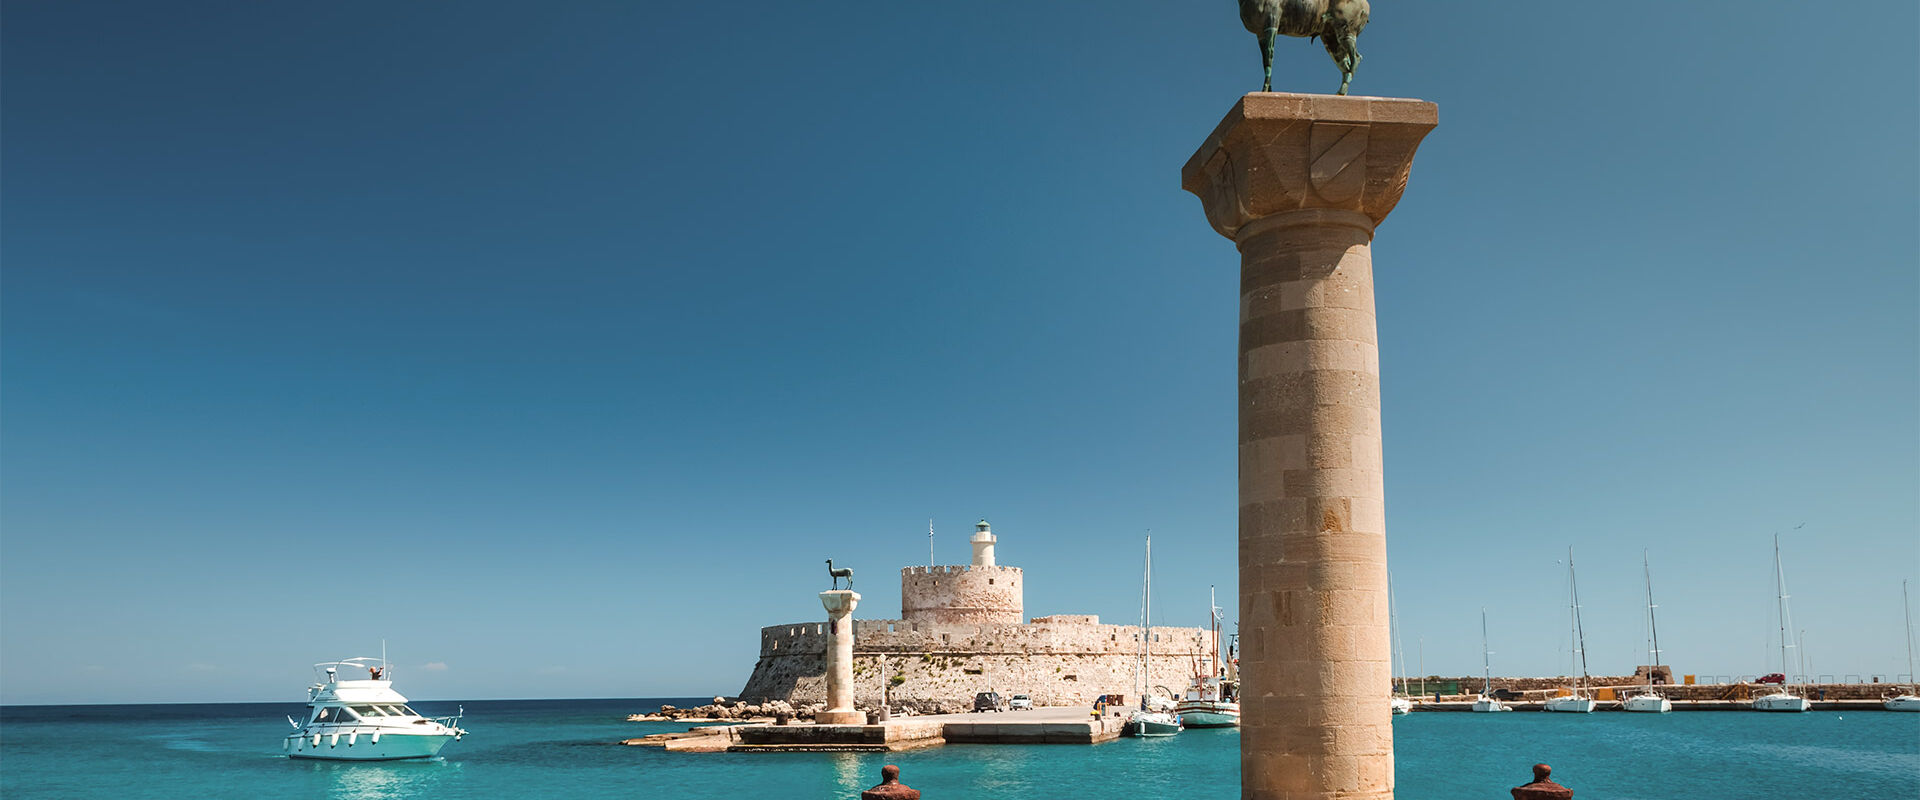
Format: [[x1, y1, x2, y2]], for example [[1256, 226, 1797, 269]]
[[3, 699, 1915, 798]]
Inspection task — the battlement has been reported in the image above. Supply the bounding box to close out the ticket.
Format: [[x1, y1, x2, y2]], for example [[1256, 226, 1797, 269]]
[[900, 565, 1024, 577], [1030, 615, 1099, 625]]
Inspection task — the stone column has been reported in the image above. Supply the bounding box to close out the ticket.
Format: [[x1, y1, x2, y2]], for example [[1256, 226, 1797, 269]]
[[817, 590, 864, 724], [1182, 94, 1436, 800]]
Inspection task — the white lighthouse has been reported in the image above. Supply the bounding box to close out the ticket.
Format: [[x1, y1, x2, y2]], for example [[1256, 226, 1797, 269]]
[[970, 519, 996, 567]]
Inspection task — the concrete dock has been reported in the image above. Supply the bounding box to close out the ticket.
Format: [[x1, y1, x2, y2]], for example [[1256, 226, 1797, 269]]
[[624, 707, 1134, 752]]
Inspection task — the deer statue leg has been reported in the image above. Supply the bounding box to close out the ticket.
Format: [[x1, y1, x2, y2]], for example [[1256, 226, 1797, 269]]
[[1337, 34, 1360, 95], [1261, 27, 1277, 92]]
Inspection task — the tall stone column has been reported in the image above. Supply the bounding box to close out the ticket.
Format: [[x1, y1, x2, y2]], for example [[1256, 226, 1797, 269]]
[[1182, 94, 1437, 800], [816, 589, 863, 724]]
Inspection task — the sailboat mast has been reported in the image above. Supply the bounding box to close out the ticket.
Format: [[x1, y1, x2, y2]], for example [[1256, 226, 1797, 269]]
[[1481, 608, 1492, 695], [1905, 579, 1915, 685], [1569, 549, 1589, 689], [1389, 571, 1405, 695], [1775, 534, 1790, 680], [1644, 551, 1662, 670]]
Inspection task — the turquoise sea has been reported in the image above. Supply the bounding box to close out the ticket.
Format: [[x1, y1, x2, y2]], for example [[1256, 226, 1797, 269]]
[[3, 699, 1915, 798]]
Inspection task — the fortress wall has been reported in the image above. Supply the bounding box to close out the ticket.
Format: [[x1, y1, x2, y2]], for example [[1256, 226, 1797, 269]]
[[739, 618, 1216, 709], [900, 565, 1023, 625]]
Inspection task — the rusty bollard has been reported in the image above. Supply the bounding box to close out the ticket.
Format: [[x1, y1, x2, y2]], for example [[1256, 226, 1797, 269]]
[[860, 765, 920, 800], [1511, 764, 1572, 800]]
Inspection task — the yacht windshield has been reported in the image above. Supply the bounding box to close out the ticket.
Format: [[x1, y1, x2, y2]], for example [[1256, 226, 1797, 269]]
[[349, 705, 388, 717]]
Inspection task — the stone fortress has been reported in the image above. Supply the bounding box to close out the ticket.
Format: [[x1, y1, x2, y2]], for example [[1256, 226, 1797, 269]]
[[739, 520, 1215, 712]]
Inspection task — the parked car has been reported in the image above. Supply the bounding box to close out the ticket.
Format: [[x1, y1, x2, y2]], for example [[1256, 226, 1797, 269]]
[[1489, 688, 1522, 701], [1757, 673, 1786, 684], [972, 692, 1008, 712], [1008, 694, 1033, 710]]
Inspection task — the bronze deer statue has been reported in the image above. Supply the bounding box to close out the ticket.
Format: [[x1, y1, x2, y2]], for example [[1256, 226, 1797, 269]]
[[825, 559, 854, 591], [1239, 0, 1370, 95]]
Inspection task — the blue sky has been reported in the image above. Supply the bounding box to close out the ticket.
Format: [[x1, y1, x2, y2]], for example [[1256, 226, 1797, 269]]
[[2, 1, 1914, 704]]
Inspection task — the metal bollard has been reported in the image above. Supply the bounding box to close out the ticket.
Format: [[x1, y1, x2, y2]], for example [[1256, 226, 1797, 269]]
[[1510, 764, 1572, 800], [860, 764, 920, 800]]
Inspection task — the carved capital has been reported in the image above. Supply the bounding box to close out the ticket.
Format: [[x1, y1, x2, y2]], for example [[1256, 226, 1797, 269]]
[[1182, 94, 1437, 241]]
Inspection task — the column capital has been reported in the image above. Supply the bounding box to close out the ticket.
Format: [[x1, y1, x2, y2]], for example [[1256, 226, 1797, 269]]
[[1182, 94, 1438, 241], [821, 590, 861, 615]]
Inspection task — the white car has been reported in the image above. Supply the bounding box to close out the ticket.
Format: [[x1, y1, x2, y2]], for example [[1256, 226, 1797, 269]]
[[1008, 694, 1033, 710]]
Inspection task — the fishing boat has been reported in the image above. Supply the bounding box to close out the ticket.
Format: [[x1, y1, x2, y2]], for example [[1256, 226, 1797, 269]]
[[1622, 551, 1673, 713], [1884, 579, 1920, 712], [1544, 549, 1597, 713], [1387, 573, 1412, 715], [1471, 609, 1511, 712], [1753, 534, 1812, 713], [1174, 586, 1241, 727], [1125, 534, 1182, 737], [284, 656, 466, 760]]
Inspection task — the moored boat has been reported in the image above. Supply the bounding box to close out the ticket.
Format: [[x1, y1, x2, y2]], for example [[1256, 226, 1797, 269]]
[[1753, 534, 1811, 713], [284, 657, 466, 760], [1471, 609, 1511, 712], [1543, 548, 1596, 714], [1882, 579, 1919, 712], [1623, 551, 1672, 713], [1123, 534, 1182, 737], [1175, 586, 1241, 728]]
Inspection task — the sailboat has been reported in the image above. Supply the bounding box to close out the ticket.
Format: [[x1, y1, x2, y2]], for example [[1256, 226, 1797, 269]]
[[1387, 573, 1412, 715], [1175, 586, 1241, 726], [1126, 534, 1182, 736], [1753, 534, 1812, 712], [1471, 609, 1511, 712], [1622, 551, 1674, 713], [1884, 579, 1920, 712], [1544, 549, 1597, 713]]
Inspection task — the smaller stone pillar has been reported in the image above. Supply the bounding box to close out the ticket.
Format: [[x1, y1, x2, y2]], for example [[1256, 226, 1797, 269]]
[[817, 589, 864, 724], [860, 765, 921, 800], [1510, 764, 1573, 800]]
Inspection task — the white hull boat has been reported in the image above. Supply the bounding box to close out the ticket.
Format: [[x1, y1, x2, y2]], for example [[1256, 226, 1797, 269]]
[[1126, 710, 1183, 737], [1544, 549, 1595, 714], [1752, 692, 1812, 712], [1543, 695, 1596, 713], [1754, 534, 1811, 715], [1889, 581, 1920, 712], [1123, 535, 1181, 738], [1471, 610, 1508, 712], [1388, 696, 1413, 715], [285, 657, 466, 761], [1623, 552, 1673, 714], [1176, 586, 1240, 728], [1621, 691, 1672, 713]]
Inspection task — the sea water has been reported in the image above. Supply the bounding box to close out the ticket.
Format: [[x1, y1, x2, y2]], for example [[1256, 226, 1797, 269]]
[[3, 699, 1915, 798]]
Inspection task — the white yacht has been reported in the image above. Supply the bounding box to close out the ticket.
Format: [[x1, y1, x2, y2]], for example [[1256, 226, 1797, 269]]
[[1883, 579, 1920, 712], [1753, 535, 1812, 713], [1622, 552, 1673, 713], [1387, 573, 1412, 715], [1471, 609, 1511, 712], [285, 657, 466, 760], [1543, 549, 1597, 714], [1124, 535, 1182, 737]]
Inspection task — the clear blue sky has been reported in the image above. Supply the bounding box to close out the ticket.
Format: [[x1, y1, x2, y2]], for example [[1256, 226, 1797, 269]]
[[3, 1, 1915, 704]]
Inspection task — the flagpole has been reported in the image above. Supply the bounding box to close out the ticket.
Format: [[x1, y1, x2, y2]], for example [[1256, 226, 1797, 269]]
[[928, 519, 934, 567]]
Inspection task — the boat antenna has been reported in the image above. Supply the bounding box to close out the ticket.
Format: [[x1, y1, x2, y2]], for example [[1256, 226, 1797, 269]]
[[1481, 607, 1492, 696], [382, 639, 388, 676], [1905, 580, 1916, 689]]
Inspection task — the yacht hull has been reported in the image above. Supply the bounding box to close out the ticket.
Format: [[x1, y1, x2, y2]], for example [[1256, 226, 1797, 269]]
[[1173, 701, 1239, 727], [1621, 694, 1672, 713], [1752, 693, 1812, 712], [1388, 696, 1412, 715], [1881, 694, 1920, 711], [286, 731, 456, 760], [1470, 697, 1510, 712], [1124, 712, 1181, 737], [1543, 696, 1596, 713]]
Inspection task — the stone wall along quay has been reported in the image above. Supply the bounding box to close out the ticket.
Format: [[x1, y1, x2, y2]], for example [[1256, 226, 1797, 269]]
[[1185, 93, 1437, 800]]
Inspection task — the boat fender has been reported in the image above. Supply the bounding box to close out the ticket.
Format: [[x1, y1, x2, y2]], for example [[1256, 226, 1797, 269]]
[[329, 733, 339, 747], [370, 732, 380, 744], [283, 739, 290, 751], [312, 734, 321, 747], [348, 732, 357, 746]]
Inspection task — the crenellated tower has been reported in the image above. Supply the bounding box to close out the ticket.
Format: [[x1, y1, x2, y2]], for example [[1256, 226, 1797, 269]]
[[901, 518, 1023, 625]]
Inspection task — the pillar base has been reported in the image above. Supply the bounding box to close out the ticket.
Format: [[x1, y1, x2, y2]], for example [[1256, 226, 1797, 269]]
[[814, 710, 866, 725]]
